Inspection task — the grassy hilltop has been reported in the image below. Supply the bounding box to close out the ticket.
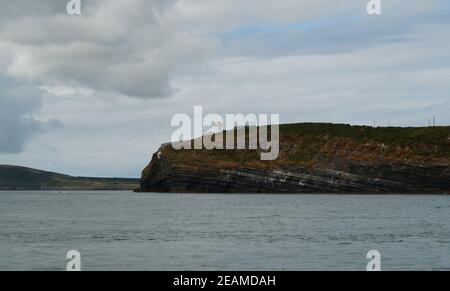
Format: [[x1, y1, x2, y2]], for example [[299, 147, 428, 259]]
[[139, 123, 450, 194], [160, 123, 450, 169]]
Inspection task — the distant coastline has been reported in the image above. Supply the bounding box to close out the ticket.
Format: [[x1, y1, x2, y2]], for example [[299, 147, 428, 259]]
[[3, 123, 449, 194], [0, 165, 139, 191]]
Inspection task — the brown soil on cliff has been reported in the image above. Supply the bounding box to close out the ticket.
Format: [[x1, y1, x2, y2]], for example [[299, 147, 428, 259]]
[[156, 123, 450, 170]]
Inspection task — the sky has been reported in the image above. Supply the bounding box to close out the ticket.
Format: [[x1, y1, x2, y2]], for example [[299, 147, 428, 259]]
[[0, 0, 449, 178]]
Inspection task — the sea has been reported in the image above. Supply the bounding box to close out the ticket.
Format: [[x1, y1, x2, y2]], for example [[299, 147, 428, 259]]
[[0, 191, 449, 271]]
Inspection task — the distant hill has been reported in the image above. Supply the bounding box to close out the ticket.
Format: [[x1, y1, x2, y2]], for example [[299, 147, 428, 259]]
[[0, 165, 139, 191], [138, 123, 450, 194]]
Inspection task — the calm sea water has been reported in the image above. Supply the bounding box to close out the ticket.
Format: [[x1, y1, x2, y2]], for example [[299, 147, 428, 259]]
[[0, 191, 449, 271]]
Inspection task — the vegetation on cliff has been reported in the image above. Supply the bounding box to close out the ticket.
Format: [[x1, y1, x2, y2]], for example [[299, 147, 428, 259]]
[[140, 123, 450, 193], [156, 123, 450, 169]]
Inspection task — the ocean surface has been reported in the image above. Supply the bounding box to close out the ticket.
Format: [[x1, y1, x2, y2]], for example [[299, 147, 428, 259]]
[[0, 191, 449, 271]]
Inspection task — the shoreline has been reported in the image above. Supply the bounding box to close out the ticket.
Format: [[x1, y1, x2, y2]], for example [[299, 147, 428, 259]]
[[1, 190, 448, 196]]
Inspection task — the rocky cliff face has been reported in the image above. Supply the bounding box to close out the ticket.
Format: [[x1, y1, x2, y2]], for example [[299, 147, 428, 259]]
[[138, 123, 450, 194]]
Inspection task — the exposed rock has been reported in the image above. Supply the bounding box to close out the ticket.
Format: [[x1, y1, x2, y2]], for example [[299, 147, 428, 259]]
[[138, 123, 450, 194]]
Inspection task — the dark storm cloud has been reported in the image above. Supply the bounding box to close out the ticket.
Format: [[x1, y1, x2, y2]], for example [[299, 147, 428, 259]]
[[0, 78, 60, 153]]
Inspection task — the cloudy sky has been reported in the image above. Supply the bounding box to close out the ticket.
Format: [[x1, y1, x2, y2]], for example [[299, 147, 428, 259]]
[[0, 0, 449, 177]]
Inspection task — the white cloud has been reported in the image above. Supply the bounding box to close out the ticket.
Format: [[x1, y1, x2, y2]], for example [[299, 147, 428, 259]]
[[1, 0, 217, 98]]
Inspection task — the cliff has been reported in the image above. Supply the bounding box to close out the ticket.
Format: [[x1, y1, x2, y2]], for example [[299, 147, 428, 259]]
[[138, 123, 450, 194], [0, 165, 139, 191]]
